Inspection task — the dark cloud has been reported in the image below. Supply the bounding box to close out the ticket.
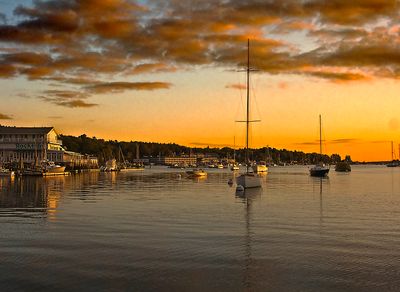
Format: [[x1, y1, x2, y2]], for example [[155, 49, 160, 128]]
[[86, 81, 172, 93], [0, 64, 16, 78], [305, 71, 370, 83], [226, 83, 246, 90], [0, 113, 12, 120], [56, 100, 97, 108]]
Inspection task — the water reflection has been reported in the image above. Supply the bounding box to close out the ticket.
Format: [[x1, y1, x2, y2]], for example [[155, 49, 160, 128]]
[[0, 172, 103, 219], [0, 176, 64, 219], [236, 187, 262, 291]]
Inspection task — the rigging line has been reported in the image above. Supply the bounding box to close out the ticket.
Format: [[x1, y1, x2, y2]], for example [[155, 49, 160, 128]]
[[250, 74, 263, 124]]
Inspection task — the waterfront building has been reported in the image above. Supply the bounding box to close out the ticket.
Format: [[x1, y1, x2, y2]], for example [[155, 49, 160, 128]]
[[0, 125, 98, 168]]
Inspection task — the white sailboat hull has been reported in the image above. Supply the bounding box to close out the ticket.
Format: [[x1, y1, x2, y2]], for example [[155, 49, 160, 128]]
[[236, 173, 261, 188]]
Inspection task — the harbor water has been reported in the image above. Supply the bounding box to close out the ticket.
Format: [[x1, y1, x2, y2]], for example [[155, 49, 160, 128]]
[[1, 165, 400, 291]]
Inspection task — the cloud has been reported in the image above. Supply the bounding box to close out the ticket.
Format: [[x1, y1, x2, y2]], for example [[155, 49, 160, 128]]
[[56, 100, 97, 108], [0, 113, 12, 119], [305, 71, 370, 83], [1, 0, 400, 96], [0, 64, 16, 78], [38, 89, 96, 108], [295, 139, 360, 145], [86, 81, 172, 93], [226, 83, 246, 90], [272, 21, 315, 34], [127, 63, 178, 75]]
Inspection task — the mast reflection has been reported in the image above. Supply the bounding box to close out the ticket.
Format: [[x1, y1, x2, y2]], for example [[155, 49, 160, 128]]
[[236, 187, 262, 291]]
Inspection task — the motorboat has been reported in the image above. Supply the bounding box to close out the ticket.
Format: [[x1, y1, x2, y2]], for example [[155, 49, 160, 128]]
[[252, 161, 268, 173], [310, 164, 330, 177], [186, 169, 207, 177], [42, 160, 66, 173], [231, 164, 239, 171], [335, 161, 351, 172]]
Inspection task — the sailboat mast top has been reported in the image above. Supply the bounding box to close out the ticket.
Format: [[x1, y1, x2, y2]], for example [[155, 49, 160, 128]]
[[319, 114, 322, 156]]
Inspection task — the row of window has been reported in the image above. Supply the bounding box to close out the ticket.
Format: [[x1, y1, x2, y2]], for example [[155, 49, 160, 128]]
[[0, 134, 45, 139]]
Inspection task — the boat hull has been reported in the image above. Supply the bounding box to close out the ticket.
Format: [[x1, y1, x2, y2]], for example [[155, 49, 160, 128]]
[[46, 166, 66, 173], [186, 169, 207, 177], [310, 167, 329, 177], [236, 173, 261, 188]]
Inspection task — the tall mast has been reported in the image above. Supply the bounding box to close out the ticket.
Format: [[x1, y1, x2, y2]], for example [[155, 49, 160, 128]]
[[233, 136, 236, 162], [246, 39, 250, 173], [391, 141, 394, 161], [319, 114, 322, 156]]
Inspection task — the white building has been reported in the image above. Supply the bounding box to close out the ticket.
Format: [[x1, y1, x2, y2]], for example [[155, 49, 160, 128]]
[[0, 126, 97, 168]]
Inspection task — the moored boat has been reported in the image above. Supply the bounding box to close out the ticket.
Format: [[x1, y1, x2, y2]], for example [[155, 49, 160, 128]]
[[310, 115, 330, 177], [235, 40, 261, 189], [186, 169, 207, 177], [310, 164, 330, 177], [252, 161, 268, 173], [386, 141, 399, 167], [231, 164, 239, 171], [335, 161, 351, 172], [42, 160, 66, 173]]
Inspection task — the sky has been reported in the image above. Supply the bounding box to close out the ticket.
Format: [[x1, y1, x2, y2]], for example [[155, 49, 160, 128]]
[[1, 0, 400, 161]]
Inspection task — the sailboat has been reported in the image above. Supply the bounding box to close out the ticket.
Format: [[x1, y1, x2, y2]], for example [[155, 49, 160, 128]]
[[309, 115, 330, 177], [236, 39, 261, 189], [386, 141, 399, 167]]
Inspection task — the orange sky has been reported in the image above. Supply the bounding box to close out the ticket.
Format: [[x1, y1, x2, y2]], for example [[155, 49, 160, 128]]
[[1, 0, 400, 161]]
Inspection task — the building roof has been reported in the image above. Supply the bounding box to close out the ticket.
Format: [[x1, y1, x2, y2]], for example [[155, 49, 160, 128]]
[[0, 125, 54, 134]]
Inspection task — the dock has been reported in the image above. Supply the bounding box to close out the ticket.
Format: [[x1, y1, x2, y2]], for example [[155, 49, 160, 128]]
[[43, 172, 70, 177]]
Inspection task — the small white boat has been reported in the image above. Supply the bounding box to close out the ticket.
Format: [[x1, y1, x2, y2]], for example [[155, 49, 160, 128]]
[[252, 161, 268, 173], [217, 164, 224, 169], [231, 164, 239, 171], [236, 173, 261, 189], [102, 159, 118, 172], [186, 169, 207, 177], [42, 160, 66, 173]]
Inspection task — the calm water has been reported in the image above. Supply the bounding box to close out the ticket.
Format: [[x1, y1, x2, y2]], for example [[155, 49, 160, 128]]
[[1, 166, 400, 291]]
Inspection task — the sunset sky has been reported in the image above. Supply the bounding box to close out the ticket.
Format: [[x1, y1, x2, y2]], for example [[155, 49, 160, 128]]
[[1, 0, 400, 161]]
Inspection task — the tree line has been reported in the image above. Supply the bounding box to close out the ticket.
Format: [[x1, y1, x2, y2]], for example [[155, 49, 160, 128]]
[[60, 134, 350, 165]]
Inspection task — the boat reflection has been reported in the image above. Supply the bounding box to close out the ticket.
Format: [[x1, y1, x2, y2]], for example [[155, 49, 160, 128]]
[[0, 176, 64, 220], [311, 177, 329, 229], [235, 187, 262, 291]]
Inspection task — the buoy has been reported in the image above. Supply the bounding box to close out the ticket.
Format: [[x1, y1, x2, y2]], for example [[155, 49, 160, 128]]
[[236, 185, 244, 192]]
